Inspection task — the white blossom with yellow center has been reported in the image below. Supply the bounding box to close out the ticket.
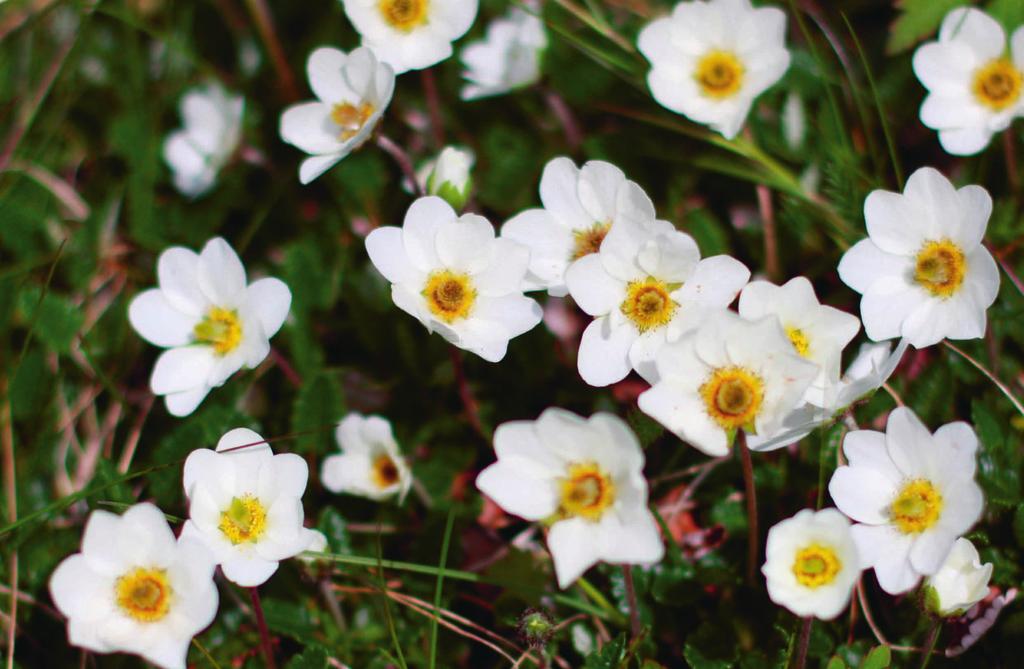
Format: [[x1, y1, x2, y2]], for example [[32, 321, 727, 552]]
[[912, 7, 1024, 155], [342, 0, 478, 74], [280, 46, 395, 184], [637, 0, 791, 139], [828, 408, 984, 595], [475, 408, 664, 589], [128, 237, 291, 417], [762, 509, 861, 620], [564, 181, 750, 386], [838, 167, 1000, 349], [638, 310, 818, 456], [181, 428, 321, 587], [366, 196, 543, 362], [49, 504, 218, 669], [322, 413, 413, 501]]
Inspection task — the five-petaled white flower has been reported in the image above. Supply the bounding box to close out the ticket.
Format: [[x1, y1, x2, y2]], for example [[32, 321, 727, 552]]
[[828, 407, 984, 595], [49, 503, 219, 669], [475, 408, 665, 589], [322, 413, 413, 501], [637, 0, 791, 139], [912, 7, 1024, 155], [181, 428, 322, 587], [460, 3, 547, 100], [925, 537, 993, 617], [280, 46, 395, 184], [838, 167, 1000, 349], [128, 237, 291, 417], [341, 0, 478, 74], [762, 508, 861, 620], [163, 82, 243, 198], [365, 195, 543, 362], [638, 309, 818, 456]]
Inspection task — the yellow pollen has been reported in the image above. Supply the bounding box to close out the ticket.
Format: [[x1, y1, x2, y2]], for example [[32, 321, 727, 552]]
[[378, 0, 428, 31], [115, 568, 172, 622], [194, 307, 242, 355], [559, 462, 616, 521], [914, 239, 966, 298], [972, 58, 1023, 111], [423, 270, 476, 323], [792, 544, 842, 588], [371, 453, 400, 489], [331, 102, 376, 141], [786, 327, 810, 358], [620, 277, 678, 332], [890, 479, 943, 534], [700, 366, 765, 431], [571, 223, 611, 260], [695, 50, 745, 99], [219, 495, 268, 545]]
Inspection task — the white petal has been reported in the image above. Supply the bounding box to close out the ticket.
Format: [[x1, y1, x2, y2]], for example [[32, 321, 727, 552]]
[[164, 385, 211, 417], [128, 289, 196, 348], [436, 214, 496, 274], [472, 294, 543, 339], [639, 385, 729, 456], [577, 160, 626, 223], [473, 238, 530, 296], [853, 524, 919, 594], [259, 453, 309, 502], [307, 47, 355, 104], [365, 226, 423, 285], [475, 460, 558, 521], [864, 189, 923, 255], [221, 554, 279, 587], [299, 153, 344, 184], [937, 125, 994, 156], [247, 278, 291, 338], [157, 247, 207, 316], [548, 518, 600, 589], [404, 196, 454, 271], [501, 209, 574, 292], [564, 254, 624, 316], [150, 346, 217, 395], [198, 237, 247, 306], [939, 8, 1005, 60], [538, 156, 590, 231], [837, 239, 907, 295], [577, 317, 635, 387], [675, 254, 750, 307], [827, 466, 896, 524], [279, 101, 344, 155]]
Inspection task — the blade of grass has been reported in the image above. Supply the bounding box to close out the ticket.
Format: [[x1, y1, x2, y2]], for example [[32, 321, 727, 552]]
[[375, 533, 409, 669], [428, 509, 456, 669]]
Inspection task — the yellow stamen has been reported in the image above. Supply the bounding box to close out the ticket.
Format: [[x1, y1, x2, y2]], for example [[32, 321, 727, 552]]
[[786, 327, 810, 358], [378, 0, 429, 32], [792, 544, 842, 588], [194, 307, 242, 355], [700, 366, 765, 431], [558, 462, 616, 521], [620, 277, 678, 332], [571, 223, 611, 260], [371, 453, 401, 490], [891, 479, 943, 534], [219, 495, 268, 544], [423, 270, 476, 323], [115, 568, 172, 622], [695, 50, 745, 100], [914, 239, 966, 298], [331, 102, 376, 141], [972, 58, 1023, 111]]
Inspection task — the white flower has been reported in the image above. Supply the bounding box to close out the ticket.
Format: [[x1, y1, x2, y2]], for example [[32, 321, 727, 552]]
[[912, 7, 1024, 155], [460, 4, 547, 100], [322, 413, 413, 501], [828, 407, 984, 595], [342, 0, 478, 74], [365, 195, 543, 362], [49, 503, 218, 669], [762, 508, 860, 620], [163, 82, 243, 198], [181, 428, 321, 587], [566, 191, 750, 386], [422, 146, 475, 210], [475, 408, 664, 589], [837, 167, 1000, 349], [637, 0, 791, 139], [638, 309, 818, 456], [925, 537, 993, 617], [280, 46, 395, 184], [128, 237, 291, 417]]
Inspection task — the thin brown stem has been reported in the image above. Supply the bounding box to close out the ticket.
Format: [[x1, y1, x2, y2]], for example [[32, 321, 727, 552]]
[[1004, 130, 1019, 196], [622, 565, 642, 640], [542, 89, 583, 152], [856, 579, 891, 646], [992, 247, 1024, 297], [3, 378, 17, 669], [738, 432, 758, 586], [249, 587, 277, 669], [421, 69, 445, 147], [943, 341, 1024, 418], [242, 0, 299, 101], [269, 347, 302, 388], [792, 617, 812, 669], [376, 134, 424, 196], [449, 346, 486, 438], [756, 183, 780, 281]]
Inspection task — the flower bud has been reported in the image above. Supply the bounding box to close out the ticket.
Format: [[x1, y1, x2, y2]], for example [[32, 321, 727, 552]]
[[924, 538, 992, 617], [517, 607, 555, 648], [425, 146, 474, 210]]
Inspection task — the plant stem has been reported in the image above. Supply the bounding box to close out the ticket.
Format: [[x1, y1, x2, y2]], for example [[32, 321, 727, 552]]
[[622, 565, 642, 640], [792, 617, 812, 669], [918, 620, 941, 669], [242, 0, 299, 101], [421, 69, 445, 147], [543, 88, 583, 152], [943, 341, 1024, 418], [3, 379, 18, 669], [738, 432, 759, 586], [449, 346, 486, 438], [249, 587, 277, 669], [756, 182, 780, 281], [376, 134, 424, 196], [1004, 130, 1019, 197]]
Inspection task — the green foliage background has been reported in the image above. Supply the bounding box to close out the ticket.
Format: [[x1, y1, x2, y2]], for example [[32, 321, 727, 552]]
[[2, 0, 1024, 667]]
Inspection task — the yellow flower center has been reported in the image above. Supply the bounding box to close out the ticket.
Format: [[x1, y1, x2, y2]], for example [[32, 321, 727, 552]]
[[423, 270, 476, 323], [371, 453, 401, 490], [620, 277, 678, 332], [219, 495, 268, 545], [571, 222, 611, 260], [700, 366, 765, 431], [695, 50, 745, 100], [194, 307, 242, 355], [972, 58, 1023, 111], [558, 462, 616, 521], [331, 102, 376, 142], [115, 568, 172, 622], [890, 479, 943, 534], [786, 327, 810, 358], [378, 0, 428, 31], [914, 239, 966, 298], [792, 544, 842, 588]]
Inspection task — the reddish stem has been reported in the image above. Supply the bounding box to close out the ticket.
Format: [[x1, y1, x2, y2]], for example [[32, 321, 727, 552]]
[[249, 587, 277, 669], [269, 347, 302, 388], [738, 432, 758, 586], [421, 69, 445, 147], [449, 346, 486, 438]]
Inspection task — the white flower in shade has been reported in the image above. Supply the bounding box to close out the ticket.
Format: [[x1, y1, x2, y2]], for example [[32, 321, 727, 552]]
[[422, 146, 474, 210], [925, 537, 993, 616], [280, 46, 395, 184], [475, 408, 664, 589], [163, 82, 243, 198], [738, 277, 860, 408], [342, 0, 478, 74], [637, 0, 791, 139], [638, 309, 818, 456], [322, 413, 412, 501], [365, 196, 543, 362], [912, 8, 1024, 155], [181, 428, 322, 587], [566, 193, 751, 386], [837, 167, 1000, 349], [762, 508, 860, 620], [828, 407, 984, 595], [128, 237, 291, 417], [49, 504, 218, 669], [460, 4, 547, 100], [501, 157, 643, 297]]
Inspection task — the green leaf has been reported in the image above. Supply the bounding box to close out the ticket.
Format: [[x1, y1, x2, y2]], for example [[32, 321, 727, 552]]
[[285, 645, 329, 669], [583, 633, 627, 669], [826, 658, 850, 669], [973, 399, 1021, 505], [627, 408, 664, 449], [887, 0, 966, 54], [291, 371, 344, 454], [684, 622, 737, 669], [987, 0, 1024, 31], [317, 507, 352, 554], [16, 287, 84, 354], [859, 645, 891, 669]]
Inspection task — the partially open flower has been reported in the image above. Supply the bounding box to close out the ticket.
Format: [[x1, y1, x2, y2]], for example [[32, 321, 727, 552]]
[[925, 537, 993, 617], [322, 413, 413, 501], [422, 146, 474, 211], [461, 3, 547, 100], [163, 82, 243, 198]]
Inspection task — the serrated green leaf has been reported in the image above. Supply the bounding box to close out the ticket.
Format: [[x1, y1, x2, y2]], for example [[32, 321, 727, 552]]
[[285, 645, 329, 669], [291, 372, 344, 454], [887, 0, 964, 54], [583, 633, 627, 669], [16, 287, 84, 354]]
